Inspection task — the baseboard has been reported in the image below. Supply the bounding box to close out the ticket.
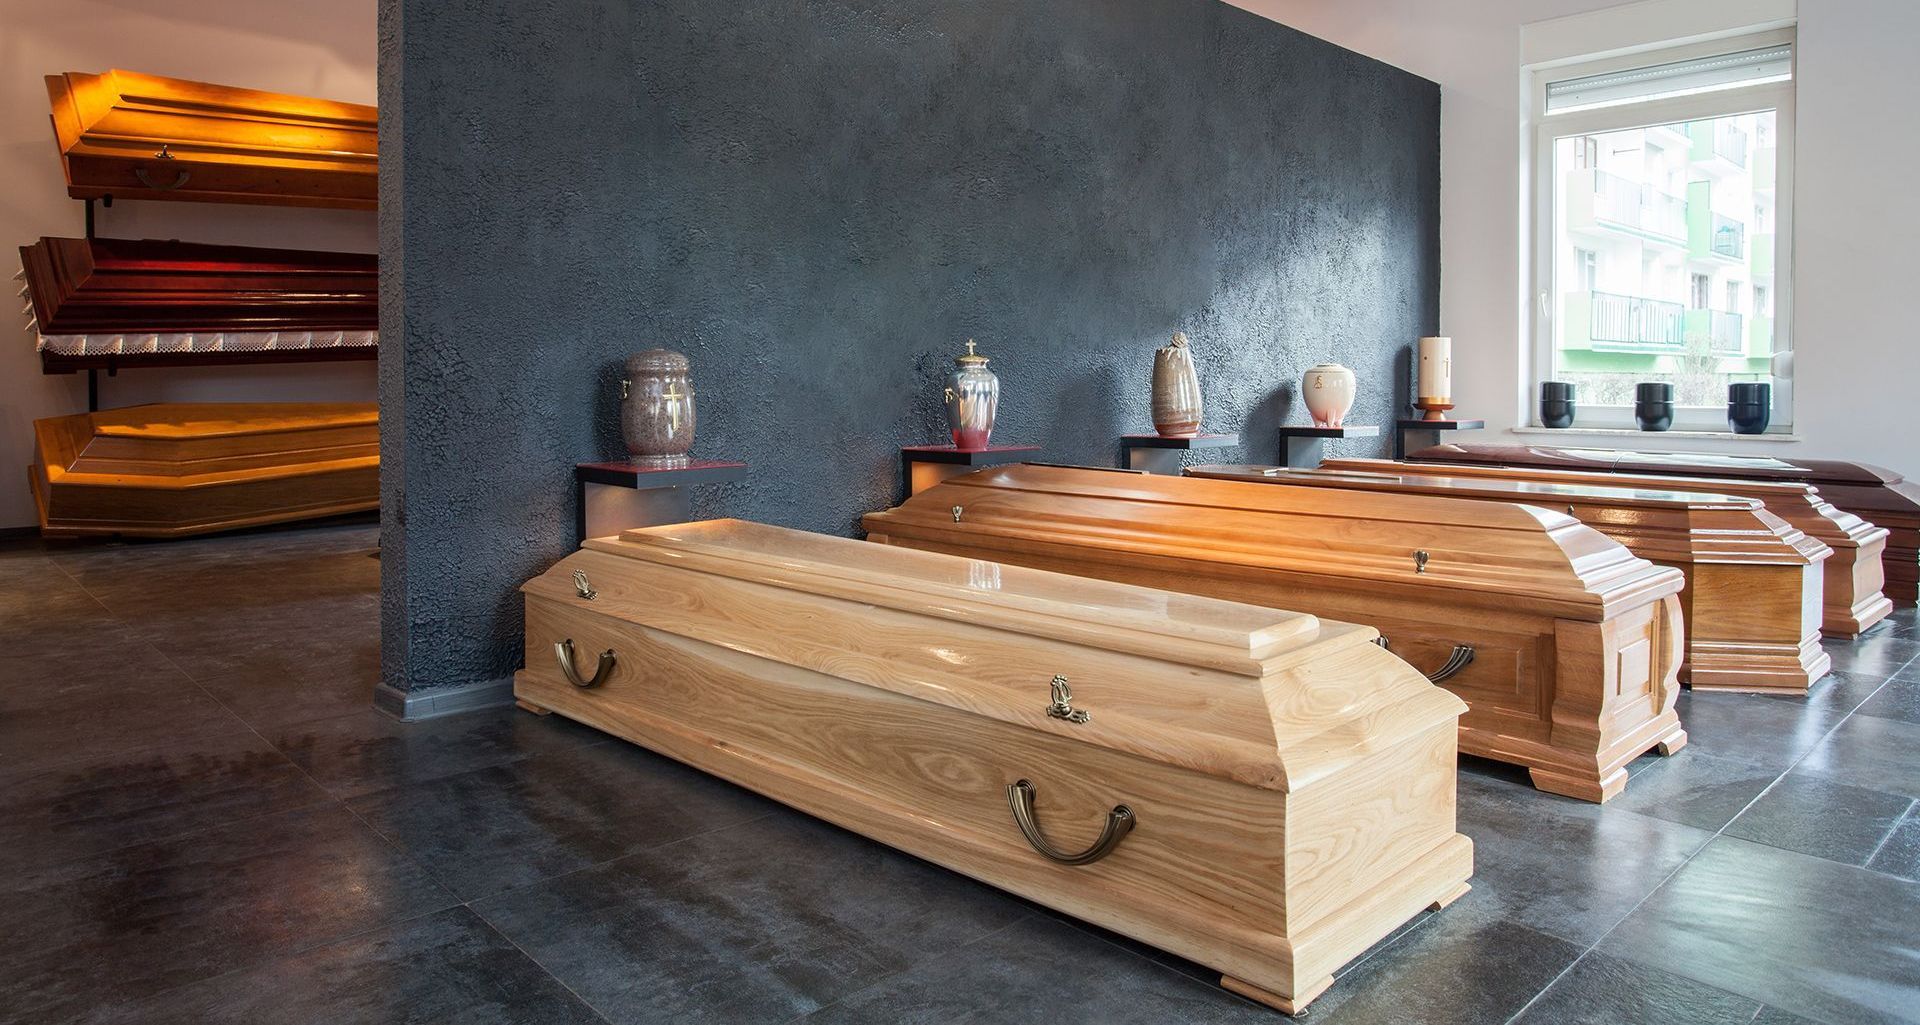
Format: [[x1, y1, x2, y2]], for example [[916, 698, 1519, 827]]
[[374, 676, 516, 721]]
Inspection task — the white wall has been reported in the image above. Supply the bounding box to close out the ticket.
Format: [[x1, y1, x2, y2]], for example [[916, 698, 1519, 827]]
[[1230, 0, 1920, 478], [0, 0, 377, 529]]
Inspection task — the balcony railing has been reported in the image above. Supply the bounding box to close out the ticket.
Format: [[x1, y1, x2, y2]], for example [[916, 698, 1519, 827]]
[[1715, 122, 1749, 168], [1589, 290, 1685, 352], [1684, 308, 1747, 355], [1711, 214, 1745, 259], [1588, 170, 1688, 243]]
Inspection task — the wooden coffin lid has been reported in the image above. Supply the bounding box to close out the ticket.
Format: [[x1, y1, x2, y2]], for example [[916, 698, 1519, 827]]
[[37, 402, 378, 482], [20, 236, 377, 335], [1188, 463, 1828, 567], [1326, 457, 1886, 552], [533, 519, 1465, 792], [861, 463, 1680, 621], [46, 69, 376, 209]]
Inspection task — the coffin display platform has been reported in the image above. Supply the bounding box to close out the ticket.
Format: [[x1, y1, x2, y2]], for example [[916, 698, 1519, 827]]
[[45, 69, 377, 209], [1411, 443, 1920, 605], [863, 464, 1688, 803], [1330, 457, 1892, 640], [514, 520, 1474, 1014], [1188, 464, 1832, 694], [29, 402, 378, 538]]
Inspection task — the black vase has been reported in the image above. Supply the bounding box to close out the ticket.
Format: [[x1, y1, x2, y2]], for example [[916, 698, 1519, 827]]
[[1635, 382, 1674, 432], [1539, 381, 1575, 429], [1728, 382, 1772, 434]]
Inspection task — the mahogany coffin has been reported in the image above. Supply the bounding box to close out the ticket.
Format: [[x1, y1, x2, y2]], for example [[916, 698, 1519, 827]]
[[1329, 457, 1891, 640], [863, 464, 1688, 803], [45, 69, 377, 209], [18, 236, 378, 373], [1192, 463, 1831, 694], [515, 520, 1473, 1015], [1411, 443, 1920, 605], [29, 402, 378, 538]]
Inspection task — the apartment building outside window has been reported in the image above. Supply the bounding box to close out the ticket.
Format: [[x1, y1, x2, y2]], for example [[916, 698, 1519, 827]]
[[1532, 32, 1794, 431]]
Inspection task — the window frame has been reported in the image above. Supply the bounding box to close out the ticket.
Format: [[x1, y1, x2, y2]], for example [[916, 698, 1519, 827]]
[[1528, 28, 1796, 433]]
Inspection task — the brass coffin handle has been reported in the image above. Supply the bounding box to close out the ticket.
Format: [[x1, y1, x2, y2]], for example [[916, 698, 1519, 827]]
[[1006, 779, 1134, 866], [1376, 637, 1476, 684], [133, 168, 191, 191], [554, 638, 616, 688]]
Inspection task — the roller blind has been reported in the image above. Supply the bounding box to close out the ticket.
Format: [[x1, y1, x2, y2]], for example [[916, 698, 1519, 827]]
[[1546, 45, 1792, 114]]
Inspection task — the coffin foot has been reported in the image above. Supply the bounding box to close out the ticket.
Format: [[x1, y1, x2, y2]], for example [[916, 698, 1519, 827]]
[[1427, 881, 1471, 911], [1222, 973, 1333, 1016], [1655, 729, 1688, 757], [515, 698, 552, 716], [1527, 765, 1626, 804]]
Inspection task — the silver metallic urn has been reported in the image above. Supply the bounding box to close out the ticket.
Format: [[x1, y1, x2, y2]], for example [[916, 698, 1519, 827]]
[[621, 348, 696, 469], [943, 339, 999, 451]]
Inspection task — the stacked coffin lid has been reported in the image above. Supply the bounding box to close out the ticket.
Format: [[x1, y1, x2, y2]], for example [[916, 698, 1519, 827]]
[[1187, 463, 1832, 694], [45, 69, 376, 210], [862, 463, 1687, 804], [516, 519, 1472, 1015], [18, 236, 377, 372], [30, 402, 378, 538], [1328, 456, 1892, 639], [1410, 442, 1920, 605]]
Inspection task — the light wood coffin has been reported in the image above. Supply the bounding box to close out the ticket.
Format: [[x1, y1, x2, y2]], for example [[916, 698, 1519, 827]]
[[1329, 457, 1892, 640], [1411, 443, 1920, 606], [29, 402, 378, 538], [45, 69, 377, 210], [1189, 464, 1831, 694], [862, 464, 1688, 803], [514, 520, 1474, 1015]]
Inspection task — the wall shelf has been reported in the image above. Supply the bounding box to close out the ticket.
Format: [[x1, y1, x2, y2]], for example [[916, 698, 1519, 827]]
[[575, 459, 747, 543], [1276, 425, 1379, 468], [1119, 433, 1240, 474]]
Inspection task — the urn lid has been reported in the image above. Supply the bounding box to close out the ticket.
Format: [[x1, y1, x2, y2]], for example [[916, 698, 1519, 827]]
[[1161, 331, 1190, 352], [955, 339, 990, 367], [1307, 362, 1350, 373], [626, 348, 689, 375]]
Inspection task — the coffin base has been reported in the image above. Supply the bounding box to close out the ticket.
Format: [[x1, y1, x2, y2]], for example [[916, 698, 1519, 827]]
[[1684, 636, 1832, 693], [1222, 974, 1330, 1016], [1824, 592, 1896, 640], [1461, 714, 1685, 805]]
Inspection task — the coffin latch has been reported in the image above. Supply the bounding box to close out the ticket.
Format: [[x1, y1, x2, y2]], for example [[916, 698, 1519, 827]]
[[1007, 779, 1134, 866], [1045, 674, 1090, 724], [1375, 636, 1476, 684], [555, 638, 616, 688], [572, 570, 598, 600]]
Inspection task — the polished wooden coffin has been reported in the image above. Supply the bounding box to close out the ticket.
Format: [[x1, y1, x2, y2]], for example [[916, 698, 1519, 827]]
[[29, 402, 378, 538], [863, 464, 1688, 803], [1191, 464, 1831, 694], [1412, 443, 1920, 605], [19, 236, 378, 373], [46, 69, 376, 209], [1330, 457, 1892, 639], [515, 520, 1473, 1014]]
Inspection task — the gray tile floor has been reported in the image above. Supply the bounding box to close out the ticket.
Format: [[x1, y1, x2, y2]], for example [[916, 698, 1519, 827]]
[[3, 520, 1918, 1024]]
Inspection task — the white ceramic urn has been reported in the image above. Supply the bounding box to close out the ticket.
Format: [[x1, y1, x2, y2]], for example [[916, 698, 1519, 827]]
[[1302, 362, 1357, 428]]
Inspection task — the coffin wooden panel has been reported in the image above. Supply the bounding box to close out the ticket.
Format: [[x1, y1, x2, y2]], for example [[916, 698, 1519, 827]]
[[515, 520, 1472, 1014], [29, 402, 378, 538], [1411, 442, 1920, 605], [862, 464, 1687, 803], [1327, 457, 1891, 640], [1192, 462, 1832, 694], [46, 69, 376, 209]]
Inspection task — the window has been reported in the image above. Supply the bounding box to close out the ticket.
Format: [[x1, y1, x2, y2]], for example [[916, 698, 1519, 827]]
[[1532, 31, 1793, 432]]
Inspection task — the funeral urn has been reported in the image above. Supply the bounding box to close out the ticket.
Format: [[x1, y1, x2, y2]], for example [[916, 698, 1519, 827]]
[[944, 339, 1000, 451], [621, 348, 697, 468], [1151, 332, 1204, 437]]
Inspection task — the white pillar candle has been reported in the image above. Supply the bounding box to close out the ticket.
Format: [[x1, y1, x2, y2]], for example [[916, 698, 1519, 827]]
[[1417, 336, 1452, 403]]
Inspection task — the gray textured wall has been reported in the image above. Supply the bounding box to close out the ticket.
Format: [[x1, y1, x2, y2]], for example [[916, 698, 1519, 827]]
[[379, 0, 1440, 704]]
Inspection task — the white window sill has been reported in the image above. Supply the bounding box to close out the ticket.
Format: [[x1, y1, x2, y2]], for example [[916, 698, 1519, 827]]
[[1510, 426, 1802, 442]]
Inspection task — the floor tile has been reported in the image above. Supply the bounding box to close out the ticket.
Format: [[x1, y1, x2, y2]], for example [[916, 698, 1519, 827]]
[[0, 804, 455, 1024], [474, 810, 1029, 1025], [0, 728, 331, 875], [1822, 631, 1920, 677], [1442, 771, 1712, 945], [0, 646, 251, 779], [75, 907, 604, 1025], [1510, 950, 1762, 1025], [1856, 675, 1920, 725], [347, 738, 776, 901], [802, 914, 1268, 1025], [266, 707, 607, 799], [1601, 836, 1920, 1025], [1866, 807, 1920, 882], [1798, 712, 1920, 800], [1284, 913, 1583, 1025], [1727, 772, 1914, 866], [1611, 748, 1782, 831], [190, 640, 381, 732], [1670, 689, 1852, 771]]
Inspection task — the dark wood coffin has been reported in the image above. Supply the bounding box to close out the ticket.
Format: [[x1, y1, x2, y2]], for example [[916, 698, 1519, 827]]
[[1409, 443, 1920, 604], [46, 69, 376, 209]]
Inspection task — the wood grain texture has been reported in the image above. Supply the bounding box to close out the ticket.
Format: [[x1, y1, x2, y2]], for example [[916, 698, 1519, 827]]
[[29, 402, 377, 538], [1196, 462, 1832, 694], [862, 464, 1687, 802], [514, 519, 1472, 1013], [1327, 457, 1891, 639], [45, 69, 376, 209], [1410, 442, 1920, 605]]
